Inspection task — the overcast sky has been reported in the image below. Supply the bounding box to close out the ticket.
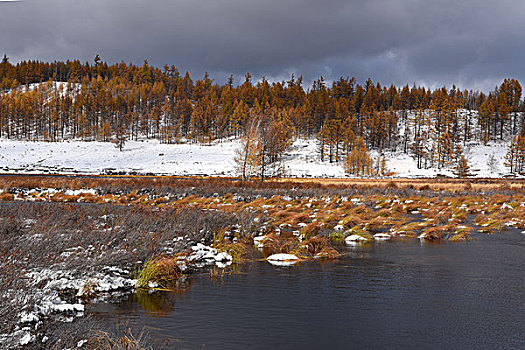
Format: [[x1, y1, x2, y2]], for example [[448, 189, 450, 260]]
[[1, 0, 524, 91]]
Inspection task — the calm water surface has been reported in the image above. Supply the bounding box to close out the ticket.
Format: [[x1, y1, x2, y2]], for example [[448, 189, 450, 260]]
[[95, 231, 525, 349]]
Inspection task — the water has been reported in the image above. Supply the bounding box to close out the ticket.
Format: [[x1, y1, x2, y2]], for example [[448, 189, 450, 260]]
[[94, 231, 525, 349]]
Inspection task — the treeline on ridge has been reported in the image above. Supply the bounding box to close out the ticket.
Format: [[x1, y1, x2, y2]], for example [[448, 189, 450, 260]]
[[1, 55, 524, 175]]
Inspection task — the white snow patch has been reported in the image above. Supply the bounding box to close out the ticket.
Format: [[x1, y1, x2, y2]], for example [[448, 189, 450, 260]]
[[189, 244, 232, 267], [19, 312, 39, 323], [345, 235, 368, 245], [266, 253, 300, 266], [19, 332, 33, 346], [373, 233, 391, 241]]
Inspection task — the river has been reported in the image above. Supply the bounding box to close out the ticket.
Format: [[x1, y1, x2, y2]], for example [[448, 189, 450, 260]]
[[93, 230, 525, 349]]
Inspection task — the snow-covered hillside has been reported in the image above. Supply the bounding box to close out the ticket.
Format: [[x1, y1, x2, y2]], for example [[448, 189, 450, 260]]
[[0, 138, 511, 177]]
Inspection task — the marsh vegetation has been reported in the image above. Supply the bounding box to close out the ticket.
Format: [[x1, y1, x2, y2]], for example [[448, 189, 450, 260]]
[[1, 175, 524, 348]]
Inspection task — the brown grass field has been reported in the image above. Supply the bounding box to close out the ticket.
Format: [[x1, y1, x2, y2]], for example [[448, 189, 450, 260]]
[[279, 177, 525, 191], [0, 174, 525, 192]]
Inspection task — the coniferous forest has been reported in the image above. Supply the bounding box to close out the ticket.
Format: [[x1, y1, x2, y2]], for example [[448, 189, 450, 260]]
[[1, 56, 524, 176]]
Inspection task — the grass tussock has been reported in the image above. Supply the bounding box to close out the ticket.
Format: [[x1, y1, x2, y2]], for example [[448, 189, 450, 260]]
[[347, 226, 372, 238], [260, 233, 340, 259], [261, 234, 301, 256], [301, 236, 340, 259], [391, 221, 422, 237], [449, 226, 473, 241], [420, 226, 453, 240], [329, 231, 344, 243], [214, 240, 252, 264], [299, 221, 326, 239], [136, 257, 182, 290], [87, 330, 152, 350], [0, 192, 14, 201]]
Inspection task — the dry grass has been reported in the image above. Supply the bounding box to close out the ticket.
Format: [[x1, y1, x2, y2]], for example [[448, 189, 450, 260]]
[[301, 236, 340, 259], [329, 231, 345, 243], [0, 175, 524, 202], [136, 257, 183, 290], [391, 221, 424, 237], [260, 234, 301, 256], [87, 330, 152, 350], [299, 221, 327, 239], [449, 226, 473, 241], [280, 177, 525, 192], [4, 175, 525, 348], [0, 192, 14, 201], [213, 235, 252, 264], [420, 226, 446, 240]]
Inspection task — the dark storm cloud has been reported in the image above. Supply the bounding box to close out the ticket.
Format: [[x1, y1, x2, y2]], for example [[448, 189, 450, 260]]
[[1, 0, 525, 90]]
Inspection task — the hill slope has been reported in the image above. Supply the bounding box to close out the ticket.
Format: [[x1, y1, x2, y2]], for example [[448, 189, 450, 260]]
[[0, 138, 510, 178]]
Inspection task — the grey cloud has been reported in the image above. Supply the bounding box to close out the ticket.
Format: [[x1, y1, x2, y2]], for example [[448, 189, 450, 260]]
[[1, 0, 524, 90]]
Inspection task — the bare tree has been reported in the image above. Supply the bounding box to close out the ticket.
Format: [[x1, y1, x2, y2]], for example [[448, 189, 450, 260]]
[[234, 118, 262, 180]]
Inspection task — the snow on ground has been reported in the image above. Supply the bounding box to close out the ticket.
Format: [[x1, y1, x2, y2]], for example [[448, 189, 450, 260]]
[[13, 81, 82, 96], [0, 138, 511, 177], [0, 139, 237, 176], [283, 139, 346, 177], [380, 141, 509, 178], [466, 142, 508, 177]]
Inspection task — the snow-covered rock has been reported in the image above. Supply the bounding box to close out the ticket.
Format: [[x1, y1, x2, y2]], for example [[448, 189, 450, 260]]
[[345, 234, 368, 245], [373, 233, 391, 241], [266, 253, 300, 266], [189, 244, 232, 267], [214, 252, 233, 262], [19, 332, 33, 346]]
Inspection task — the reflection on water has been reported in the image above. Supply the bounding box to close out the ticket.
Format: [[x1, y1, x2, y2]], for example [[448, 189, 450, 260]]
[[94, 230, 525, 349], [133, 278, 194, 316], [134, 291, 176, 316]]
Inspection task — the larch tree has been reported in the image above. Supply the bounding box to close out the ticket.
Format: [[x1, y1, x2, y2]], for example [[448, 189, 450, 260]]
[[478, 98, 494, 144], [258, 116, 291, 181], [436, 132, 454, 169], [374, 154, 389, 176], [231, 100, 248, 137], [344, 137, 372, 176], [113, 124, 127, 151], [504, 134, 525, 173], [453, 145, 471, 178]]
